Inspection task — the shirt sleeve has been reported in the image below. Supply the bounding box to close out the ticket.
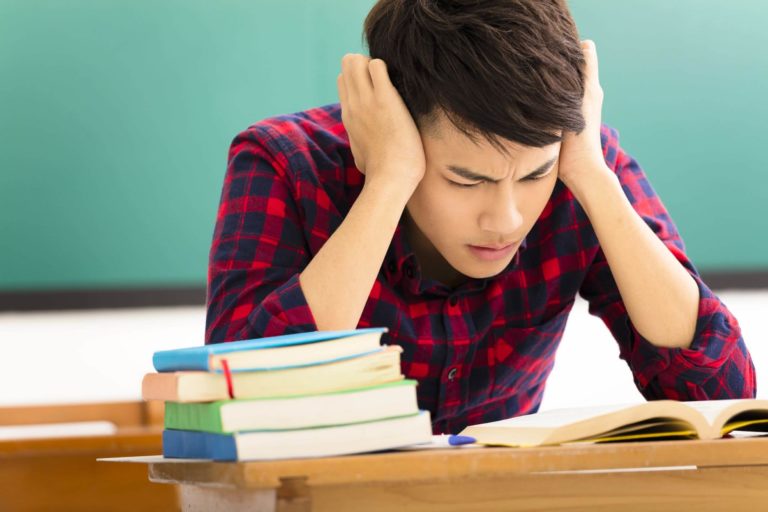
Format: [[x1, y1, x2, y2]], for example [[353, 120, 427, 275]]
[[578, 126, 757, 400], [205, 126, 318, 344]]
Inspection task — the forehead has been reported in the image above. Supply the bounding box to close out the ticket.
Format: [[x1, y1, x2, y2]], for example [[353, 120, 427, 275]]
[[419, 112, 559, 166]]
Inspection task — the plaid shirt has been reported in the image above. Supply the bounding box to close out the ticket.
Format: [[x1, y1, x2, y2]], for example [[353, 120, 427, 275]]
[[205, 103, 756, 434]]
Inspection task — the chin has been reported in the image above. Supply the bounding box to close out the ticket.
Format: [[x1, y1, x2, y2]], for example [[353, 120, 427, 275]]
[[455, 260, 510, 280]]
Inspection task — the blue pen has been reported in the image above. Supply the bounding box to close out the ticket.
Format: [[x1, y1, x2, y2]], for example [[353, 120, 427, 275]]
[[448, 434, 476, 446]]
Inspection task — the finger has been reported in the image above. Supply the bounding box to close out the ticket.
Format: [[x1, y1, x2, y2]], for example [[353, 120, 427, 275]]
[[580, 40, 599, 80], [337, 72, 348, 105], [342, 53, 374, 101], [368, 59, 394, 92]]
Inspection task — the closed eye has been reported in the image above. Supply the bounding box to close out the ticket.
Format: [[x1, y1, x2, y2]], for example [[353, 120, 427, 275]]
[[449, 180, 483, 188], [450, 171, 551, 188], [522, 170, 552, 181], [446, 157, 557, 187]]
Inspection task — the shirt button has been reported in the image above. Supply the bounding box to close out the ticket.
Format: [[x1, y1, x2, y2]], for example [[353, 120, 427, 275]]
[[447, 367, 458, 381], [449, 296, 458, 306], [387, 261, 397, 273], [405, 266, 414, 279]]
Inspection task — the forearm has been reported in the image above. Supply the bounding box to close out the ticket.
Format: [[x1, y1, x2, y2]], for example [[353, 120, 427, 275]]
[[299, 179, 411, 331], [566, 166, 699, 349]]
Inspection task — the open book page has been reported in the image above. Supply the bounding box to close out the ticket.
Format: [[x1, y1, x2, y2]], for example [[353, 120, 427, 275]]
[[568, 420, 697, 444], [462, 400, 768, 447], [461, 401, 709, 446], [492, 403, 653, 428], [681, 399, 768, 435]]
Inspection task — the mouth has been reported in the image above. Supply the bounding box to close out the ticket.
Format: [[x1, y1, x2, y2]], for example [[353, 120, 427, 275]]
[[466, 241, 519, 262], [471, 242, 517, 251]]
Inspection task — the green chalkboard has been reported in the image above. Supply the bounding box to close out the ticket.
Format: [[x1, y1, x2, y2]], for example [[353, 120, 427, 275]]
[[1, 0, 765, 291], [570, 0, 768, 273]]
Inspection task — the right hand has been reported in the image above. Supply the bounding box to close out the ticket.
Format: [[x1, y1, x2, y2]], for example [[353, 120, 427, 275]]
[[337, 54, 426, 193]]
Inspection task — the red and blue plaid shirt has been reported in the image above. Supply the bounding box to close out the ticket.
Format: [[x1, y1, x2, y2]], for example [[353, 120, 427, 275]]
[[205, 103, 756, 434]]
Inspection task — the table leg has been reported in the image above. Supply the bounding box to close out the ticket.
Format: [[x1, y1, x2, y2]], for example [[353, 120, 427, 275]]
[[178, 485, 276, 512]]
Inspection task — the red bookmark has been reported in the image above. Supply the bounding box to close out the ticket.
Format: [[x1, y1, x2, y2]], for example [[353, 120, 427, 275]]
[[220, 358, 234, 399]]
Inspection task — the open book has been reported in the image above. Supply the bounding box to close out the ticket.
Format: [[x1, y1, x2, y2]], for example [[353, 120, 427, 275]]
[[460, 399, 768, 447]]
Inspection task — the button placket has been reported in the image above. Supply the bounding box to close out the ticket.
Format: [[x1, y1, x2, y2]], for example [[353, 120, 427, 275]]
[[438, 293, 471, 419]]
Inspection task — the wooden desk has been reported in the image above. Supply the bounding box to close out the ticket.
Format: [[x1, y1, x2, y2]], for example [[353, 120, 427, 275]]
[[132, 436, 768, 512], [1, 401, 177, 512]]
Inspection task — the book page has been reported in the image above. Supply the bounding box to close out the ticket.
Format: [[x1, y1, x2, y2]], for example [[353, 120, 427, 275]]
[[491, 403, 645, 428], [682, 399, 766, 426]]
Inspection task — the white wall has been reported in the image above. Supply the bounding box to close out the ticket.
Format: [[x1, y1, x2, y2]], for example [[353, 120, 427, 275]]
[[541, 290, 767, 410], [0, 291, 764, 408]]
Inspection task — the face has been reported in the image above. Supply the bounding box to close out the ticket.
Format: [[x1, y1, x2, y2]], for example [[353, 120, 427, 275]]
[[405, 113, 561, 286]]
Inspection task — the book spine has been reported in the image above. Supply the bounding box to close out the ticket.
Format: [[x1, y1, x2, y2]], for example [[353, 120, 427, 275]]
[[162, 429, 237, 461], [164, 401, 225, 433], [153, 349, 210, 372]]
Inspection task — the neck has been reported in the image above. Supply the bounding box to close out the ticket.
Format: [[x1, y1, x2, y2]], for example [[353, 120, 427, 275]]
[[403, 211, 467, 288]]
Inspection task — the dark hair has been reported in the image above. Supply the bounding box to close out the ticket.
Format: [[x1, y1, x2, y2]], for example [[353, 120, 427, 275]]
[[364, 0, 586, 148]]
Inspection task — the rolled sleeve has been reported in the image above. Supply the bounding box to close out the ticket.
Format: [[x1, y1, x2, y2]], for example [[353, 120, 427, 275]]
[[580, 126, 756, 400], [247, 273, 317, 337], [619, 274, 755, 400]]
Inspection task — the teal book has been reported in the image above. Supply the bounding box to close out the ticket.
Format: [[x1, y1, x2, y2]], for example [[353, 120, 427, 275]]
[[142, 346, 403, 403], [153, 328, 386, 373], [164, 380, 419, 433]]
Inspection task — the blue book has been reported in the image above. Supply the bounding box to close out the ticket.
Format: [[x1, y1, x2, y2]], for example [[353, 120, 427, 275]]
[[162, 411, 432, 461], [153, 328, 387, 373]]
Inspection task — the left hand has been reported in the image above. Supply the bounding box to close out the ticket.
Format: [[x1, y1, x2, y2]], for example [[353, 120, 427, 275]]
[[557, 40, 611, 189]]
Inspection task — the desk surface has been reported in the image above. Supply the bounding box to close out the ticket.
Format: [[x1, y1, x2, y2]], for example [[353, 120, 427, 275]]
[[140, 436, 768, 488], [102, 437, 768, 512]]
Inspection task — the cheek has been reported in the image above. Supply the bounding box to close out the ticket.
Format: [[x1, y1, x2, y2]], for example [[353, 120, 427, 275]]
[[523, 177, 559, 220], [410, 181, 474, 233]]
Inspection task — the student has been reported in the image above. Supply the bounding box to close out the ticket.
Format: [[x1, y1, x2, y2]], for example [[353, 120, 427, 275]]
[[205, 0, 755, 434]]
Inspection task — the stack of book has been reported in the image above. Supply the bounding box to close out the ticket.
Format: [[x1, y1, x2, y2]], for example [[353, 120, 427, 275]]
[[142, 328, 432, 461]]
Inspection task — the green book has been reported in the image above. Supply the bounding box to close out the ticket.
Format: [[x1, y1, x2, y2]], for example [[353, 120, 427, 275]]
[[164, 380, 419, 433]]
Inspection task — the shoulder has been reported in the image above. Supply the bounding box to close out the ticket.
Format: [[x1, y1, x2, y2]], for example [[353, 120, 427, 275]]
[[224, 104, 361, 230], [227, 103, 360, 196], [230, 103, 349, 167]]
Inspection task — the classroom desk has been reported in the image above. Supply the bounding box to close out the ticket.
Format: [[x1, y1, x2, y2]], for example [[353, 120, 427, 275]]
[[117, 436, 768, 512], [1, 401, 177, 512]]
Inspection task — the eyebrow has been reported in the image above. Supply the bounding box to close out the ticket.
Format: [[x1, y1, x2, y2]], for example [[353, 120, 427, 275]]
[[447, 156, 558, 183]]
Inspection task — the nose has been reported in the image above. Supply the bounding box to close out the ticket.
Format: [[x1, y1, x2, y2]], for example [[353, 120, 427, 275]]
[[478, 194, 524, 236]]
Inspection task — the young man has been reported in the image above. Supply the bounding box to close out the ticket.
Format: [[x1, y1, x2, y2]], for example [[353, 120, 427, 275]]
[[205, 0, 755, 434]]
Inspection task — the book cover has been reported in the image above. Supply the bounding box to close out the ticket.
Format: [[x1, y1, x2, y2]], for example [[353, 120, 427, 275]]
[[162, 411, 432, 461], [153, 327, 387, 372], [143, 346, 403, 402]]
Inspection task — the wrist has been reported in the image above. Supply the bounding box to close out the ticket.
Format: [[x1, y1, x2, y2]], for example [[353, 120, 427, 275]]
[[362, 173, 419, 206], [563, 164, 620, 211]]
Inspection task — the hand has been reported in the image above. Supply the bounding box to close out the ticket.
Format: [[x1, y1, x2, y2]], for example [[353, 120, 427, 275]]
[[557, 40, 612, 189], [337, 54, 426, 193]]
